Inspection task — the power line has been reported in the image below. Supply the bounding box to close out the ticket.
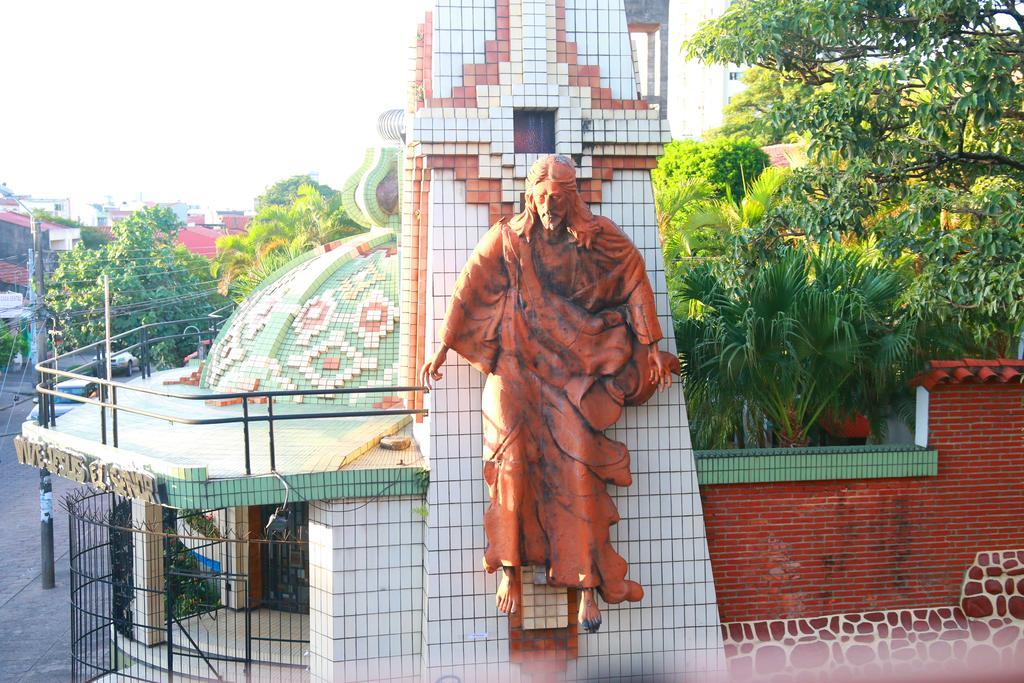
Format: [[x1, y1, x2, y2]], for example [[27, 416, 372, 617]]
[[50, 267, 218, 288], [54, 288, 224, 322]]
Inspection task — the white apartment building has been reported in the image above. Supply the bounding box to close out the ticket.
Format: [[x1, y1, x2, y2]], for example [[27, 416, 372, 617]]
[[667, 0, 746, 139]]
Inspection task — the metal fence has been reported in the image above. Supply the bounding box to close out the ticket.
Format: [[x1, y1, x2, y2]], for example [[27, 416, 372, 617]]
[[34, 316, 427, 475], [67, 488, 311, 682]]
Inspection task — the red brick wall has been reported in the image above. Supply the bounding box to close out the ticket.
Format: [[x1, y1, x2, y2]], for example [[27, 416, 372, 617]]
[[703, 382, 1024, 623]]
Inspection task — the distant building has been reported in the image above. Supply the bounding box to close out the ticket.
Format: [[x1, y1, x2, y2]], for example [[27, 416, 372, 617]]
[[180, 209, 251, 257], [0, 211, 81, 266], [625, 0, 671, 113], [0, 262, 29, 296], [176, 226, 225, 257], [0, 195, 73, 220], [667, 0, 746, 139], [622, 0, 747, 140]]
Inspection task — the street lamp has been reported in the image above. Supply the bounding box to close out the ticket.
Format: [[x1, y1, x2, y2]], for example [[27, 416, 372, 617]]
[[0, 183, 55, 591]]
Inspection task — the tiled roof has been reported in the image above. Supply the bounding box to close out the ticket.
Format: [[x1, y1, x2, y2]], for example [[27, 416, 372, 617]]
[[911, 359, 1024, 390], [0, 211, 68, 232], [201, 229, 399, 407], [761, 143, 803, 168], [0, 261, 29, 287], [176, 227, 221, 257]]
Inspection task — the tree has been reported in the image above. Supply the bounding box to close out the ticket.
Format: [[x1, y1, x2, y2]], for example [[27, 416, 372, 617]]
[[676, 242, 920, 448], [255, 174, 338, 209], [660, 167, 790, 287], [47, 206, 227, 365], [685, 0, 1024, 355], [652, 137, 769, 202], [215, 183, 364, 300], [705, 67, 810, 144], [0, 323, 28, 369]]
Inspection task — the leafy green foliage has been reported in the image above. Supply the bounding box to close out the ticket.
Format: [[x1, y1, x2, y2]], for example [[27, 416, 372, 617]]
[[653, 138, 769, 202], [685, 0, 1024, 356], [661, 167, 791, 285], [215, 183, 364, 301], [47, 206, 226, 363], [676, 242, 922, 448], [705, 67, 812, 144], [0, 323, 28, 368], [256, 174, 338, 209]]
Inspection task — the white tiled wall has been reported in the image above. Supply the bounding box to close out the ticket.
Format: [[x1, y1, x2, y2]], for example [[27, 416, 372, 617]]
[[566, 0, 638, 99], [423, 171, 518, 682], [432, 0, 496, 98], [308, 495, 427, 683]]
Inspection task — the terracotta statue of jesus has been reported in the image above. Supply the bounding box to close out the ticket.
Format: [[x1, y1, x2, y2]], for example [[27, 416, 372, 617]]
[[421, 154, 678, 633]]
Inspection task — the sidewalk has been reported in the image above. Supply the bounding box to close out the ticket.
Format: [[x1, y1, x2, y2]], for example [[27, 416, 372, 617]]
[[0, 400, 76, 682]]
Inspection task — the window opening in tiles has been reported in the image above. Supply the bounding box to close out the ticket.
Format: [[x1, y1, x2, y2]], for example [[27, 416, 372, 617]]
[[513, 110, 556, 154]]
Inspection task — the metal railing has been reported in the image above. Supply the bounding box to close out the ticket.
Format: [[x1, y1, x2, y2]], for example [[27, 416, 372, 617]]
[[34, 316, 427, 475]]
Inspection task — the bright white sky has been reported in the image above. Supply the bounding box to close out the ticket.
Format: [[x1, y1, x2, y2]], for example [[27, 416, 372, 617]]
[[1, 1, 432, 212]]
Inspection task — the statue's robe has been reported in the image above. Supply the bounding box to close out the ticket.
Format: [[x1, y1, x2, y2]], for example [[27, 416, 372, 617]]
[[439, 211, 663, 604]]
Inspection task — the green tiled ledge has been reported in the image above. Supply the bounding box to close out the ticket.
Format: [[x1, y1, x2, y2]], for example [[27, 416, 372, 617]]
[[160, 466, 429, 509], [694, 445, 938, 485]]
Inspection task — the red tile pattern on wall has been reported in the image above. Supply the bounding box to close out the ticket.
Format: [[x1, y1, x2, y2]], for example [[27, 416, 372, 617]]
[[421, 0, 648, 111], [400, 154, 431, 414], [702, 379, 1024, 624]]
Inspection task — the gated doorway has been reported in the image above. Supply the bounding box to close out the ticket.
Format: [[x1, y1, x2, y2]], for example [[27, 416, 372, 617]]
[[67, 488, 310, 682]]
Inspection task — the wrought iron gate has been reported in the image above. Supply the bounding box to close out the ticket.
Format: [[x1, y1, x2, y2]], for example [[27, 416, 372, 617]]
[[67, 488, 309, 682]]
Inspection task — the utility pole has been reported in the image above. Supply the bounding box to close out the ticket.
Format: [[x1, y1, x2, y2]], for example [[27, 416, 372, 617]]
[[1, 184, 55, 589], [31, 213, 55, 590]]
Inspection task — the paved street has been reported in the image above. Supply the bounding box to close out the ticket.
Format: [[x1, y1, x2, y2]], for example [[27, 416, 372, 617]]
[[0, 397, 77, 682]]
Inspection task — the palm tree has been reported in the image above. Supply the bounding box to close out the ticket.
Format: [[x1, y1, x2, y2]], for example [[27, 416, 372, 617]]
[[212, 183, 364, 296], [676, 242, 919, 447]]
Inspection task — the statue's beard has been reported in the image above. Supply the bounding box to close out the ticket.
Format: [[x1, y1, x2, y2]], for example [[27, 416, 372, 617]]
[[539, 212, 564, 232]]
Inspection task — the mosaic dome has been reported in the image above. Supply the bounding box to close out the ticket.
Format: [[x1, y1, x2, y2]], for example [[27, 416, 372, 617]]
[[201, 230, 400, 406]]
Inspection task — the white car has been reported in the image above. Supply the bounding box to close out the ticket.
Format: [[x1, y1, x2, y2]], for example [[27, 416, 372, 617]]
[[110, 351, 138, 376]]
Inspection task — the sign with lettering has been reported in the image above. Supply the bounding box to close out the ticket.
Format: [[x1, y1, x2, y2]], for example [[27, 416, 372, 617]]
[[14, 436, 162, 504]]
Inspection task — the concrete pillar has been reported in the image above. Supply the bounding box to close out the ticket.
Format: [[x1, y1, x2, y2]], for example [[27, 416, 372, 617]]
[[131, 500, 165, 646], [308, 496, 426, 683], [219, 506, 250, 609]]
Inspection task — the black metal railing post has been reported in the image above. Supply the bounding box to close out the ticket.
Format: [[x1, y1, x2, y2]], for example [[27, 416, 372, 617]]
[[99, 380, 107, 446], [241, 397, 251, 476], [244, 589, 252, 682], [140, 326, 149, 379], [36, 371, 47, 427], [165, 514, 175, 683], [48, 378, 56, 428], [111, 383, 118, 448], [267, 398, 277, 472]]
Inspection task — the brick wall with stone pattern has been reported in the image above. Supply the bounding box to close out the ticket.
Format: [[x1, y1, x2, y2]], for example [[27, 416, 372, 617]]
[[702, 381, 1024, 624]]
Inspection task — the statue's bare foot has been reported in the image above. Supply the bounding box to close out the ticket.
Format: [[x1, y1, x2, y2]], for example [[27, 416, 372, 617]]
[[578, 589, 602, 633], [496, 567, 521, 614]]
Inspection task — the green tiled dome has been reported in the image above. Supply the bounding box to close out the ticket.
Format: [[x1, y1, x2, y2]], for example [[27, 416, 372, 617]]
[[201, 230, 400, 407]]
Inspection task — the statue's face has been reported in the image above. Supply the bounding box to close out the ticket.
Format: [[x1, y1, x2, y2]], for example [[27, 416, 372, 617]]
[[531, 179, 568, 233]]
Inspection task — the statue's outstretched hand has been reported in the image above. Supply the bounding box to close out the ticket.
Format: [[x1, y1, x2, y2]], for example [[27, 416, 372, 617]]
[[648, 346, 678, 393], [420, 345, 449, 390]]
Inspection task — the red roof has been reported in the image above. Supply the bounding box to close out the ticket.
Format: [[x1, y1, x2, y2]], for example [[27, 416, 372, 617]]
[[221, 214, 251, 233], [911, 359, 1024, 390], [176, 227, 222, 258], [0, 211, 68, 232], [762, 143, 803, 168], [0, 261, 29, 287]]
